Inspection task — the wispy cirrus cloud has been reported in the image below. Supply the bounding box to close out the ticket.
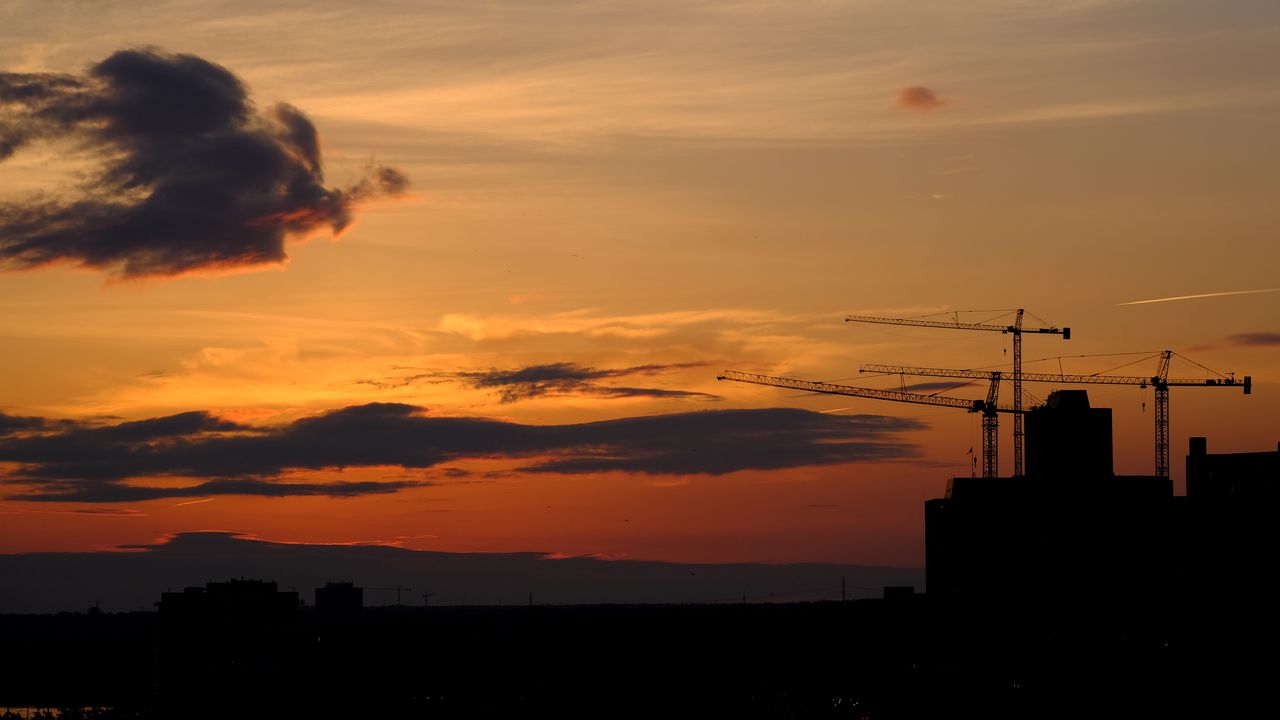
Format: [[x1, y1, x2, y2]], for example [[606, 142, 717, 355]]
[[1118, 288, 1280, 306], [437, 308, 784, 342], [1, 403, 923, 502], [0, 48, 406, 278], [360, 361, 719, 404], [1227, 333, 1280, 346]]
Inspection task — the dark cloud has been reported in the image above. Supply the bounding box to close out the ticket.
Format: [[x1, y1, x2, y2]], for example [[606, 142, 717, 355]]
[[1227, 333, 1280, 346], [357, 362, 720, 402], [1, 403, 922, 502], [0, 410, 250, 468], [0, 48, 407, 278], [523, 408, 918, 475], [455, 362, 719, 403], [0, 411, 50, 437], [0, 506, 146, 516], [894, 85, 947, 112], [15, 478, 424, 504], [354, 372, 441, 390]]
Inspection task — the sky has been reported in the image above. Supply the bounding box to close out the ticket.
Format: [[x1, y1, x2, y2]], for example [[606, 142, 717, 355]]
[[1, 0, 1277, 571]]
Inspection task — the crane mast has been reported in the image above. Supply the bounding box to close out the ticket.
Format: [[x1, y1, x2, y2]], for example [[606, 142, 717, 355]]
[[1154, 352, 1171, 479], [860, 352, 1251, 479], [846, 309, 1069, 476], [717, 370, 1021, 478], [983, 372, 1001, 480]]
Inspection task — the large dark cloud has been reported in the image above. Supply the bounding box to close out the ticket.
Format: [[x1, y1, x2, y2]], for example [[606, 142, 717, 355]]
[[523, 408, 918, 475], [0, 411, 50, 437], [0, 403, 923, 502], [0, 48, 407, 278]]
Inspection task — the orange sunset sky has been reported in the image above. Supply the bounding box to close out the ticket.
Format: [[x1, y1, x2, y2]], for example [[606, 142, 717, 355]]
[[1, 0, 1277, 568]]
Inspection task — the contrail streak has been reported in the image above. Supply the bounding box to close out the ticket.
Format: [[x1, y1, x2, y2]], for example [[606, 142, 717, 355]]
[[1118, 288, 1280, 305], [174, 498, 214, 507]]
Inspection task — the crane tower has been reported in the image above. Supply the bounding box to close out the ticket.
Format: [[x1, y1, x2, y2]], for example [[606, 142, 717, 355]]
[[845, 309, 1069, 476], [717, 370, 1021, 478], [860, 350, 1250, 478]]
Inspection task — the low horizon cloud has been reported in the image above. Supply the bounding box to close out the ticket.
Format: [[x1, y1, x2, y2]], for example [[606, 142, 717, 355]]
[[0, 531, 924, 612], [0, 403, 923, 502], [0, 48, 407, 279]]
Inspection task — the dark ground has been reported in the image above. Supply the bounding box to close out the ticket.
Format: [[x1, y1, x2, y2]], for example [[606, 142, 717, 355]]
[[3, 594, 1275, 719]]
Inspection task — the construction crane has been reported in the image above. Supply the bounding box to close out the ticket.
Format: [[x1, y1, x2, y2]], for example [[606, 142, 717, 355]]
[[717, 370, 1020, 478], [845, 309, 1069, 476], [860, 350, 1251, 478]]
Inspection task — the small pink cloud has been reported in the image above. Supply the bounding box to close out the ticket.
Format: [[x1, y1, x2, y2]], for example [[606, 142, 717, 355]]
[[895, 86, 948, 112]]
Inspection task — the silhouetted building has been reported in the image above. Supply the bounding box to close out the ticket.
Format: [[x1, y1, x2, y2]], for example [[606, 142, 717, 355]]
[[316, 581, 363, 615], [928, 387, 1280, 611], [926, 390, 1172, 606], [1025, 389, 1113, 479], [157, 578, 299, 621], [154, 579, 302, 715], [882, 586, 915, 603], [1186, 436, 1280, 501], [1178, 437, 1280, 604]]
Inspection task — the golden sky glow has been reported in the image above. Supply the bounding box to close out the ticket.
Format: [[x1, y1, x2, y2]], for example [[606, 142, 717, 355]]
[[2, 0, 1278, 566]]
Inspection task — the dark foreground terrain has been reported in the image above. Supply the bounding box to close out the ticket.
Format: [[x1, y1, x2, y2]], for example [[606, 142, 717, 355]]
[[3, 594, 1275, 719]]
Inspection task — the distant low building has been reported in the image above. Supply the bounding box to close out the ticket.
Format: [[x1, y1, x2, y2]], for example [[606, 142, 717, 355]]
[[1186, 436, 1280, 501], [1180, 437, 1280, 600], [157, 578, 299, 622], [316, 581, 364, 615], [154, 579, 302, 711]]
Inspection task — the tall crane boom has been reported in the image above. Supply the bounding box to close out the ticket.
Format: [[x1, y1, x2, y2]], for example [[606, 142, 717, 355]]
[[859, 362, 1249, 390], [860, 352, 1252, 478], [843, 314, 1070, 338], [717, 370, 1022, 477], [845, 309, 1069, 476], [717, 370, 1014, 413]]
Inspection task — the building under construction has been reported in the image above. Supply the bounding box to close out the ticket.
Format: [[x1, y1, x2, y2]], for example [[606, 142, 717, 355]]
[[721, 309, 1266, 612], [925, 389, 1279, 609]]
